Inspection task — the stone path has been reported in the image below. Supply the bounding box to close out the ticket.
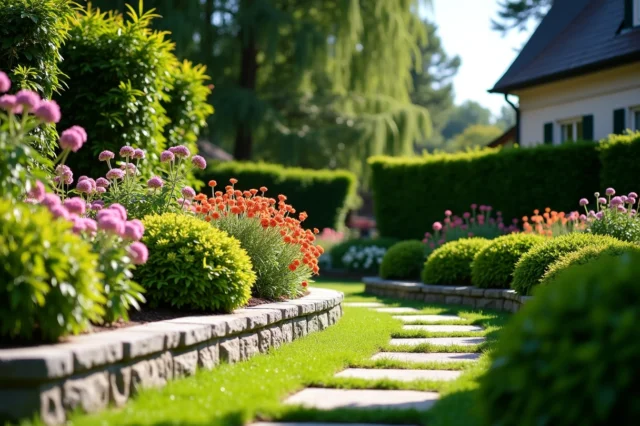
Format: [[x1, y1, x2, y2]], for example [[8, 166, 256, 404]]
[[251, 301, 484, 426]]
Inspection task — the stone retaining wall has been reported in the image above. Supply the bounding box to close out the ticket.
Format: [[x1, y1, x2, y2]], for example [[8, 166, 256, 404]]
[[0, 288, 343, 425], [363, 277, 531, 312]]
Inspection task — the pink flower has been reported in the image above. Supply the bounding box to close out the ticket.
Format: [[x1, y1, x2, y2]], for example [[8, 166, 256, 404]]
[[72, 216, 88, 234], [463, 212, 471, 219], [147, 176, 163, 189], [432, 222, 443, 232], [76, 179, 93, 194], [579, 214, 587, 221], [629, 192, 638, 199], [176, 198, 191, 209], [63, 197, 86, 215], [169, 145, 190, 158], [106, 169, 125, 180], [160, 150, 175, 163], [33, 100, 61, 123], [181, 186, 196, 200], [96, 187, 106, 194], [629, 198, 637, 205], [49, 205, 69, 220], [96, 177, 110, 188], [479, 205, 487, 212], [598, 197, 607, 204], [621, 195, 629, 203], [596, 211, 604, 219], [605, 188, 615, 196], [60, 128, 85, 152], [119, 146, 135, 157], [120, 163, 137, 175], [98, 150, 115, 162], [54, 165, 73, 185], [579, 198, 589, 206], [90, 200, 104, 211], [128, 242, 149, 265], [617, 206, 627, 213], [133, 148, 145, 159], [471, 203, 478, 210], [109, 203, 127, 220], [0, 71, 10, 93], [424, 232, 432, 239], [124, 220, 144, 241], [444, 210, 452, 217], [68, 126, 87, 143], [0, 95, 19, 113], [27, 180, 46, 202], [610, 196, 623, 207], [42, 193, 61, 208], [98, 215, 125, 234], [191, 155, 207, 169], [15, 90, 40, 111], [429, 242, 435, 249]]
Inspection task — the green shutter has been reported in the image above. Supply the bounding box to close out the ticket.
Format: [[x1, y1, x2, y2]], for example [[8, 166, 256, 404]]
[[613, 109, 626, 134], [624, 0, 633, 28], [544, 122, 553, 144], [582, 114, 594, 141]]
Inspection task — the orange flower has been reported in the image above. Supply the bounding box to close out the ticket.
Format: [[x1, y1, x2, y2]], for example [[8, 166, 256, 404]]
[[301, 281, 308, 288], [230, 178, 238, 184], [260, 186, 268, 193], [208, 180, 217, 187], [288, 263, 297, 271]]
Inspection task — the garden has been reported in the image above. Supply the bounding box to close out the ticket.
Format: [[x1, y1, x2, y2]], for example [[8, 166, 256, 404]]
[[2, 1, 640, 425]]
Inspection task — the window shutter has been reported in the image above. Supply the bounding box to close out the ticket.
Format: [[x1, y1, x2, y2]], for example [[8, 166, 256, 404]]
[[613, 109, 626, 134], [582, 115, 594, 141], [544, 122, 553, 144], [624, 0, 633, 28]]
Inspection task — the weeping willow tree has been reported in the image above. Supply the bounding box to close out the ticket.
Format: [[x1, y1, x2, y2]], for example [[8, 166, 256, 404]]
[[90, 0, 432, 180]]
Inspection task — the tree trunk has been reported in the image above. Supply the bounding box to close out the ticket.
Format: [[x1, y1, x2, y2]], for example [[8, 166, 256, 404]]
[[234, 1, 258, 160]]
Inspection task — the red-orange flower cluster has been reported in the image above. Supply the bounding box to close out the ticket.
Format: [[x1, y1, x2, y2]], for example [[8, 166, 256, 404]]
[[192, 179, 323, 275]]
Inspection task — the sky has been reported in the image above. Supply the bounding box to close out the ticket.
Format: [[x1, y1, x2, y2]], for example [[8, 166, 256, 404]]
[[420, 0, 536, 116]]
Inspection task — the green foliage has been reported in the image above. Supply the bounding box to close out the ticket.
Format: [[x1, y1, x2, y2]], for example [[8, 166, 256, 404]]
[[137, 213, 255, 312], [587, 208, 640, 243], [447, 124, 503, 152], [441, 100, 492, 141], [540, 241, 640, 286], [379, 240, 425, 280], [471, 233, 546, 289], [479, 251, 640, 426], [330, 238, 398, 273], [56, 4, 175, 177], [422, 238, 489, 285], [199, 161, 357, 230], [0, 201, 104, 341], [597, 131, 640, 196], [511, 233, 619, 295], [370, 141, 601, 239]]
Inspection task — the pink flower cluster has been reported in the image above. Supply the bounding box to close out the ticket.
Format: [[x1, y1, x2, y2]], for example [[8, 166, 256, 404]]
[[0, 73, 61, 124], [580, 188, 639, 219]]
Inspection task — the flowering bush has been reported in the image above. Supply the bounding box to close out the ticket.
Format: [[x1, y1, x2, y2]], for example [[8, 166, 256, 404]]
[[329, 237, 398, 273], [423, 204, 516, 256], [191, 179, 322, 299], [521, 208, 583, 237], [581, 188, 640, 243], [0, 200, 104, 341]]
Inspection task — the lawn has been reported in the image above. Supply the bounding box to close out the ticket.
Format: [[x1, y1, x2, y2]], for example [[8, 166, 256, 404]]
[[57, 280, 506, 426]]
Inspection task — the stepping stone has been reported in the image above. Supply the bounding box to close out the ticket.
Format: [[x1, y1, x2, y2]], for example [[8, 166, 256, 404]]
[[389, 337, 486, 346], [403, 325, 483, 332], [343, 302, 385, 307], [371, 352, 480, 363], [252, 423, 414, 426], [375, 307, 419, 313], [335, 368, 462, 382], [284, 388, 439, 411], [394, 315, 463, 323]]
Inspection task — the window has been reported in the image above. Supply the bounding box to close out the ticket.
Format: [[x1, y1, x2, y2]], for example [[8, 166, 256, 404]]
[[632, 107, 640, 131], [635, 0, 640, 27], [560, 118, 583, 143]]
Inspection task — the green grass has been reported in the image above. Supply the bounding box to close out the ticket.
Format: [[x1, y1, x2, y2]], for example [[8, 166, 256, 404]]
[[49, 280, 506, 426]]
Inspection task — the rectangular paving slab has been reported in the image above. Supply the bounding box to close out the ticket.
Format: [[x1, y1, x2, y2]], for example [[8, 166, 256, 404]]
[[335, 368, 462, 382], [343, 302, 385, 308], [389, 337, 486, 346], [393, 315, 463, 323], [285, 388, 439, 411], [375, 307, 419, 313], [371, 352, 480, 363], [403, 325, 483, 332]]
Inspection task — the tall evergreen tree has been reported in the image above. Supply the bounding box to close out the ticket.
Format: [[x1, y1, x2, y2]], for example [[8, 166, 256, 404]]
[[492, 0, 552, 34]]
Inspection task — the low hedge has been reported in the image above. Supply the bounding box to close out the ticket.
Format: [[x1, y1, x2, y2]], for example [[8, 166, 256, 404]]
[[511, 233, 619, 295], [471, 233, 546, 289], [480, 251, 640, 425], [199, 161, 357, 230], [422, 238, 490, 285], [379, 240, 425, 281], [598, 131, 640, 195]]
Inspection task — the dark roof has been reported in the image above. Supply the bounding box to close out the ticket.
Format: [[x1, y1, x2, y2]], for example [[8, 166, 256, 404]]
[[487, 126, 516, 148], [491, 0, 640, 93]]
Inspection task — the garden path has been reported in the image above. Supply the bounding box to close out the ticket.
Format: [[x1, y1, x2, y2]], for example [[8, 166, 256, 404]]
[[251, 301, 486, 426]]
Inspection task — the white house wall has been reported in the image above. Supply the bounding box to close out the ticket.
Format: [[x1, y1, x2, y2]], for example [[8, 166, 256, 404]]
[[515, 62, 640, 147]]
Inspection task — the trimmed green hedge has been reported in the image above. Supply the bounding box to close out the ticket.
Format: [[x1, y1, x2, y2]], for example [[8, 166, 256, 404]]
[[422, 238, 490, 285], [370, 133, 640, 240], [198, 162, 357, 230]]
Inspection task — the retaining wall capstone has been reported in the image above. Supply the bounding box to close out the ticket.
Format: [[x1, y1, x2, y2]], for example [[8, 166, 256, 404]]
[[363, 277, 532, 312], [0, 288, 343, 425]]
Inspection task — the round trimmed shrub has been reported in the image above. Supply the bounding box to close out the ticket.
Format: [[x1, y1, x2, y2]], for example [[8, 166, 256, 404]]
[[0, 201, 104, 342], [422, 238, 489, 285], [379, 240, 425, 280], [479, 251, 640, 426], [511, 233, 619, 295], [540, 241, 640, 285], [471, 233, 546, 289], [137, 213, 255, 312]]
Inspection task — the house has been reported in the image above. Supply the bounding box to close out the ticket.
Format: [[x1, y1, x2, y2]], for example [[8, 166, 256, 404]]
[[490, 0, 640, 147]]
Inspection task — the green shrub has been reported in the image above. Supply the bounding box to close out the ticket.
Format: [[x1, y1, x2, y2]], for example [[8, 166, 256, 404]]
[[471, 233, 546, 289], [587, 207, 640, 242], [0, 201, 104, 341], [136, 213, 255, 312], [57, 5, 177, 176], [199, 161, 357, 230], [422, 238, 489, 285], [379, 240, 425, 280], [598, 131, 640, 194], [540, 241, 640, 285], [369, 142, 600, 239], [330, 238, 398, 274], [511, 233, 619, 295], [479, 251, 640, 426]]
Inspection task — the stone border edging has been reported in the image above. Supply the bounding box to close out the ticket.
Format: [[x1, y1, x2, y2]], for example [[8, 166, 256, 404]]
[[363, 277, 531, 312], [0, 287, 343, 425]]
